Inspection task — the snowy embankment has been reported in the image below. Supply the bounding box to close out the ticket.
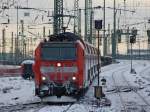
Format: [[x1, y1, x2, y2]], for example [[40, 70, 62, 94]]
[[0, 65, 22, 76], [0, 60, 150, 112], [0, 77, 40, 106]]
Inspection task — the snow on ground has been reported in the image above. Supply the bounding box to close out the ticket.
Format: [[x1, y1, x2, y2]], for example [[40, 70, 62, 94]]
[[0, 77, 40, 106], [102, 60, 150, 112], [0, 60, 150, 112], [0, 65, 21, 69]]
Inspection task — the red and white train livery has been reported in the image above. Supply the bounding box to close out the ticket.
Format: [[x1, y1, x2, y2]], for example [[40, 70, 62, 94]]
[[33, 32, 99, 101]]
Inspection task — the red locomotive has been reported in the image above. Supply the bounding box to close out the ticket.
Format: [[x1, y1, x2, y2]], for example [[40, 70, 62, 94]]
[[33, 32, 99, 101]]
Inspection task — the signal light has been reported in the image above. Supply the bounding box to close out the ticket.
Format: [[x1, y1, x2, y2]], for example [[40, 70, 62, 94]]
[[148, 19, 150, 23]]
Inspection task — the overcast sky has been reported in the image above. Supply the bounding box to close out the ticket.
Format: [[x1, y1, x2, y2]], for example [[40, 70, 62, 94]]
[[28, 0, 150, 31]]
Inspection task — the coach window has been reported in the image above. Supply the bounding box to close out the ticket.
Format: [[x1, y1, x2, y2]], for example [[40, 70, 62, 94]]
[[92, 47, 94, 54], [93, 48, 96, 54], [89, 46, 92, 54], [87, 46, 90, 54], [90, 47, 93, 54], [88, 69, 90, 80], [90, 47, 92, 54], [85, 44, 89, 54]]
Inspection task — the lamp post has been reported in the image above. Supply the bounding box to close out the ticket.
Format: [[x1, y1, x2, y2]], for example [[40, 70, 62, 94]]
[[130, 39, 133, 72], [138, 38, 141, 59], [97, 29, 100, 85], [16, 5, 19, 64], [103, 0, 106, 56], [95, 20, 102, 85], [112, 0, 116, 59]]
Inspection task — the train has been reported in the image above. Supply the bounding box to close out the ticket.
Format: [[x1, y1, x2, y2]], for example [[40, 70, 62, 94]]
[[33, 32, 100, 101], [21, 60, 34, 79]]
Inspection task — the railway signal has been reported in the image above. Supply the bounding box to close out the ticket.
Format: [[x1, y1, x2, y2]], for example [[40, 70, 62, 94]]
[[94, 20, 105, 99], [101, 77, 106, 86], [95, 19, 102, 85], [130, 28, 137, 74], [147, 30, 150, 43]]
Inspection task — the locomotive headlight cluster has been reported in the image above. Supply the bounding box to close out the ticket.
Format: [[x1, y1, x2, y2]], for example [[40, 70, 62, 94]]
[[42, 76, 46, 81], [72, 76, 76, 81], [57, 63, 61, 67]]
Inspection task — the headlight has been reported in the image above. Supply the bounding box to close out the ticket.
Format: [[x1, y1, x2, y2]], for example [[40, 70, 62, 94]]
[[57, 63, 61, 67], [42, 76, 46, 81], [72, 76, 76, 81]]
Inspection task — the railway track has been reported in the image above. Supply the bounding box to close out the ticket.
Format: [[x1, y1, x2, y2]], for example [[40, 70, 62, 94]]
[[1, 61, 148, 112], [62, 103, 74, 112], [122, 71, 150, 112], [0, 101, 76, 112], [0, 101, 45, 112], [139, 65, 150, 82], [111, 63, 150, 112], [122, 73, 150, 105], [0, 94, 89, 112], [112, 69, 128, 112], [31, 61, 149, 112]]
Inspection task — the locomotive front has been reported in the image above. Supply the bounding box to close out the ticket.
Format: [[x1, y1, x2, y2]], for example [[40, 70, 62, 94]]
[[33, 37, 84, 100]]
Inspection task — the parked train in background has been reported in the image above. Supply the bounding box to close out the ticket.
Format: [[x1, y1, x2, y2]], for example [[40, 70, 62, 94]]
[[21, 60, 34, 79], [33, 32, 100, 101]]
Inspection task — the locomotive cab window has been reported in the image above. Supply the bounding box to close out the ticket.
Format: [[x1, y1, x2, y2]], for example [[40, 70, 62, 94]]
[[41, 43, 77, 60]]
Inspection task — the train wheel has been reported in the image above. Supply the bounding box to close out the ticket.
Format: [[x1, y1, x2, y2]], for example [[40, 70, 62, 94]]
[[75, 87, 88, 100], [22, 74, 28, 79]]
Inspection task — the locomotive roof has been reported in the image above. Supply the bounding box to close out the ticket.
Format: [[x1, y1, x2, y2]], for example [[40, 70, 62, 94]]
[[48, 32, 83, 42], [44, 32, 96, 50]]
